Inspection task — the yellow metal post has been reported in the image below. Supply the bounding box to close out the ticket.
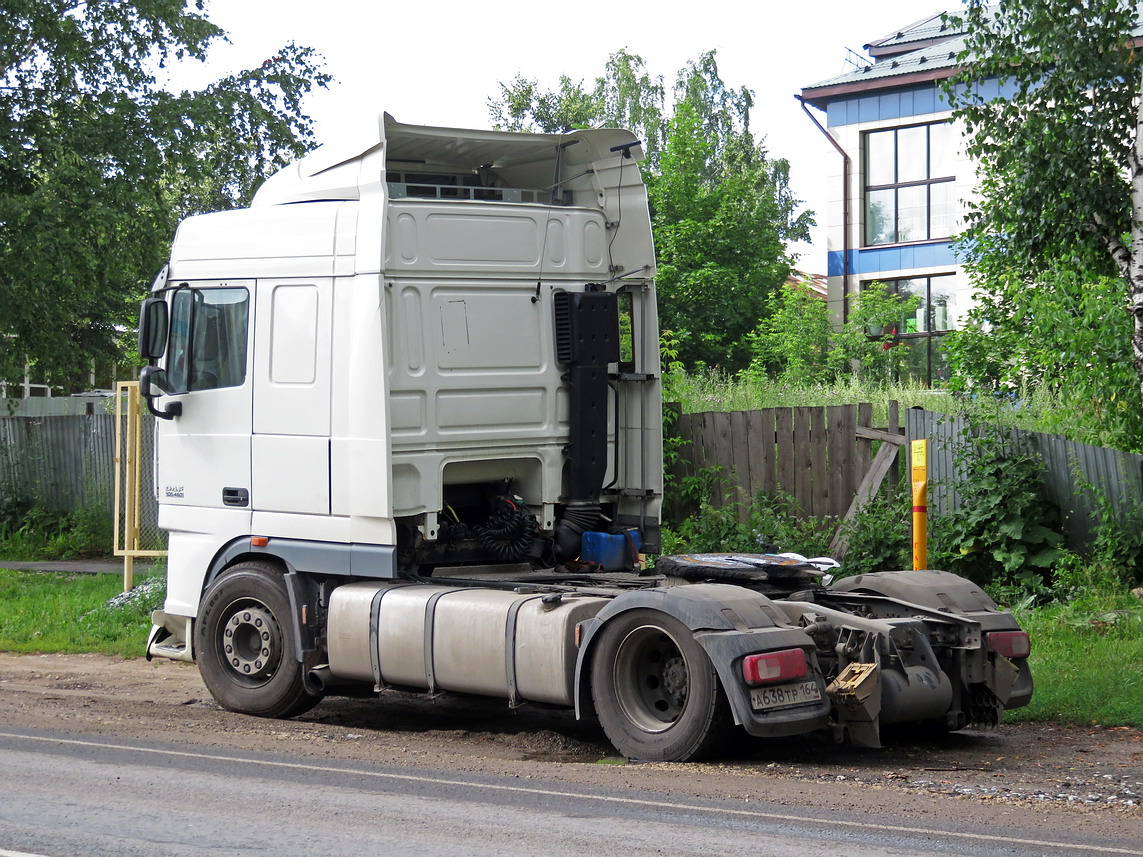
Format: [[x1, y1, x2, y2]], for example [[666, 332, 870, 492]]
[[911, 439, 928, 570], [114, 381, 166, 591]]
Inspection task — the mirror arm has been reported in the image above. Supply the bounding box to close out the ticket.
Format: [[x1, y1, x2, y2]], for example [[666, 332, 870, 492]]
[[144, 396, 181, 421]]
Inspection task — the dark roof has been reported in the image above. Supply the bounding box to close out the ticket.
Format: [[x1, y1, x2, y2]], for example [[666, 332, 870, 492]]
[[802, 5, 1143, 110], [801, 8, 964, 108], [864, 12, 964, 58]]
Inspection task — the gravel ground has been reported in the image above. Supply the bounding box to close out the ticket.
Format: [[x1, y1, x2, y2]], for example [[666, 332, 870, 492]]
[[0, 652, 1140, 834]]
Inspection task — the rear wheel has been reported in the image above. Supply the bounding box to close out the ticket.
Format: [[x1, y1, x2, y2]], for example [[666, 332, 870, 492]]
[[195, 561, 322, 718], [591, 609, 732, 761]]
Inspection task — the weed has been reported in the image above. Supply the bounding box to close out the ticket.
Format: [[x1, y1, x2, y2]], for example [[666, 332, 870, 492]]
[[835, 491, 911, 578], [929, 420, 1065, 595], [661, 490, 834, 559], [0, 503, 113, 561]]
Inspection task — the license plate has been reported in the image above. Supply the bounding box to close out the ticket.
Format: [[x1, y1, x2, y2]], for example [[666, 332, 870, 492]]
[[750, 680, 823, 712]]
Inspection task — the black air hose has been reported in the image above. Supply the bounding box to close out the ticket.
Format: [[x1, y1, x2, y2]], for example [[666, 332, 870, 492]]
[[553, 502, 601, 562]]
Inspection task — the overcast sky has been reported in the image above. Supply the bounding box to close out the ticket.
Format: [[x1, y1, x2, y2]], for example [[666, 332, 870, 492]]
[[177, 0, 952, 271]]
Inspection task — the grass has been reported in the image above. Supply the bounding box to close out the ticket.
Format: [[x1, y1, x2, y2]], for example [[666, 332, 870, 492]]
[[0, 567, 164, 656], [1004, 591, 1143, 728]]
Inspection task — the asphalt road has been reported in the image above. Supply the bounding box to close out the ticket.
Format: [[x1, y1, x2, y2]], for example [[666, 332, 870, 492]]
[[0, 726, 1139, 857]]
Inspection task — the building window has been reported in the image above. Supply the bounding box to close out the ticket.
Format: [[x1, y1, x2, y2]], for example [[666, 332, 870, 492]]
[[862, 274, 967, 385], [864, 122, 956, 246]]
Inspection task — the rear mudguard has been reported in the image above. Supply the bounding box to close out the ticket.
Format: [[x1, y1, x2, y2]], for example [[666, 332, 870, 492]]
[[574, 583, 831, 738]]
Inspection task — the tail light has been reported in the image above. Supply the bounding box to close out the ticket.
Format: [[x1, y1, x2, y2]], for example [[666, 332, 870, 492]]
[[986, 630, 1031, 659], [742, 648, 808, 686]]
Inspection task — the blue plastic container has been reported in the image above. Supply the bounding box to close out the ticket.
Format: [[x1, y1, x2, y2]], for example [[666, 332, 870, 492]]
[[581, 529, 641, 571]]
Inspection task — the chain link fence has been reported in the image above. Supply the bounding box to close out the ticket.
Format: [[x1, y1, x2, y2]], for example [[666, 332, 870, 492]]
[[0, 406, 165, 551]]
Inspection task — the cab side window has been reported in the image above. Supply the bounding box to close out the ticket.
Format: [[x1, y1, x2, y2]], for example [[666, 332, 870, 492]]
[[166, 287, 249, 393]]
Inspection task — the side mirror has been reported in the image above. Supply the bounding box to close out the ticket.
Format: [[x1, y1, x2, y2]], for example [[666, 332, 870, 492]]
[[139, 365, 181, 420], [139, 298, 169, 360]]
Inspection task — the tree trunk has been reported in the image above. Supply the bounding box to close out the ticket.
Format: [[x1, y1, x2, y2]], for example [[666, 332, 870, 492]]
[[1128, 69, 1143, 409]]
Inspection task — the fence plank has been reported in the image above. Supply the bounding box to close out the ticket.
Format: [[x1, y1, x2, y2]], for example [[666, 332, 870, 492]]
[[826, 406, 851, 519], [730, 410, 751, 520], [793, 407, 814, 516], [885, 399, 901, 499], [710, 411, 734, 511], [775, 408, 795, 501], [748, 409, 776, 501], [808, 406, 829, 518], [668, 409, 695, 521], [856, 402, 872, 496], [694, 413, 713, 507]]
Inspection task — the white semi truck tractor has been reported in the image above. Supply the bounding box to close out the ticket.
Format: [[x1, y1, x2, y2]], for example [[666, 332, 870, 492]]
[[139, 114, 1032, 760]]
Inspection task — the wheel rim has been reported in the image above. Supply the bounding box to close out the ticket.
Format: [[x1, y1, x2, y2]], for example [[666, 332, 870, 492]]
[[612, 624, 690, 733], [218, 599, 284, 686]]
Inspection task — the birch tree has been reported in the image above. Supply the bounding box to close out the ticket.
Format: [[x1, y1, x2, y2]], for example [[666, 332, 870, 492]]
[[946, 0, 1143, 422]]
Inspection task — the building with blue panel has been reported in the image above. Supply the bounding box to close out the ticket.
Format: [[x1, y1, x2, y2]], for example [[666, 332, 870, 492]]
[[801, 11, 1014, 384]]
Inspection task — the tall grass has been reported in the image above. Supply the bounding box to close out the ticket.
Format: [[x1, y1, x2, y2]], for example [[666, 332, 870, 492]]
[[666, 368, 1079, 438]]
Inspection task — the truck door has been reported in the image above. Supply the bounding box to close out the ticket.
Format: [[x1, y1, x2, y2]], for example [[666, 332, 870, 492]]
[[156, 283, 253, 512]]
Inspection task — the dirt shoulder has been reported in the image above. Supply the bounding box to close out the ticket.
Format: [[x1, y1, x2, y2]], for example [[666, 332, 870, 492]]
[[1, 652, 1140, 839]]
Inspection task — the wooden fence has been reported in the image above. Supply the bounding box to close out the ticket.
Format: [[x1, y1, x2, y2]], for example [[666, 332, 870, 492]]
[[668, 403, 905, 539]]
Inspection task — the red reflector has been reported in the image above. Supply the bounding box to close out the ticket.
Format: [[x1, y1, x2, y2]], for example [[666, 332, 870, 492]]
[[987, 630, 1031, 659], [742, 648, 807, 686], [250, 536, 269, 547]]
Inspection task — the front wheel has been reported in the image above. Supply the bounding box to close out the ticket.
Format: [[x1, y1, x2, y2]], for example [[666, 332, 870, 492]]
[[195, 561, 322, 718], [590, 609, 732, 761]]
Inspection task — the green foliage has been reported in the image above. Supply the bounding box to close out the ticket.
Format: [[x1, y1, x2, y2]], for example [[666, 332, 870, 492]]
[[834, 491, 911, 579], [661, 491, 834, 559], [943, 0, 1143, 442], [491, 49, 811, 373], [945, 0, 1137, 277], [942, 267, 1143, 453], [0, 568, 165, 655], [744, 281, 922, 385], [490, 49, 666, 163], [649, 99, 809, 371], [1006, 589, 1143, 727], [0, 504, 113, 561], [0, 0, 330, 390], [930, 421, 1065, 593], [833, 282, 924, 381], [744, 279, 834, 383]]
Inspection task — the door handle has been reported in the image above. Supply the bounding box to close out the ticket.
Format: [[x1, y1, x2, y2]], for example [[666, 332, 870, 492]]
[[223, 487, 249, 507]]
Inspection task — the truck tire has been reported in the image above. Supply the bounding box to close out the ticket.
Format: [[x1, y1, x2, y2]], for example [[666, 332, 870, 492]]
[[591, 609, 732, 762], [195, 561, 322, 718]]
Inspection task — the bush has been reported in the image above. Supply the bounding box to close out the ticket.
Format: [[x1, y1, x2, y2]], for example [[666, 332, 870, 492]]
[[835, 491, 911, 578], [662, 489, 842, 563], [0, 503, 113, 560], [929, 421, 1065, 595]]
